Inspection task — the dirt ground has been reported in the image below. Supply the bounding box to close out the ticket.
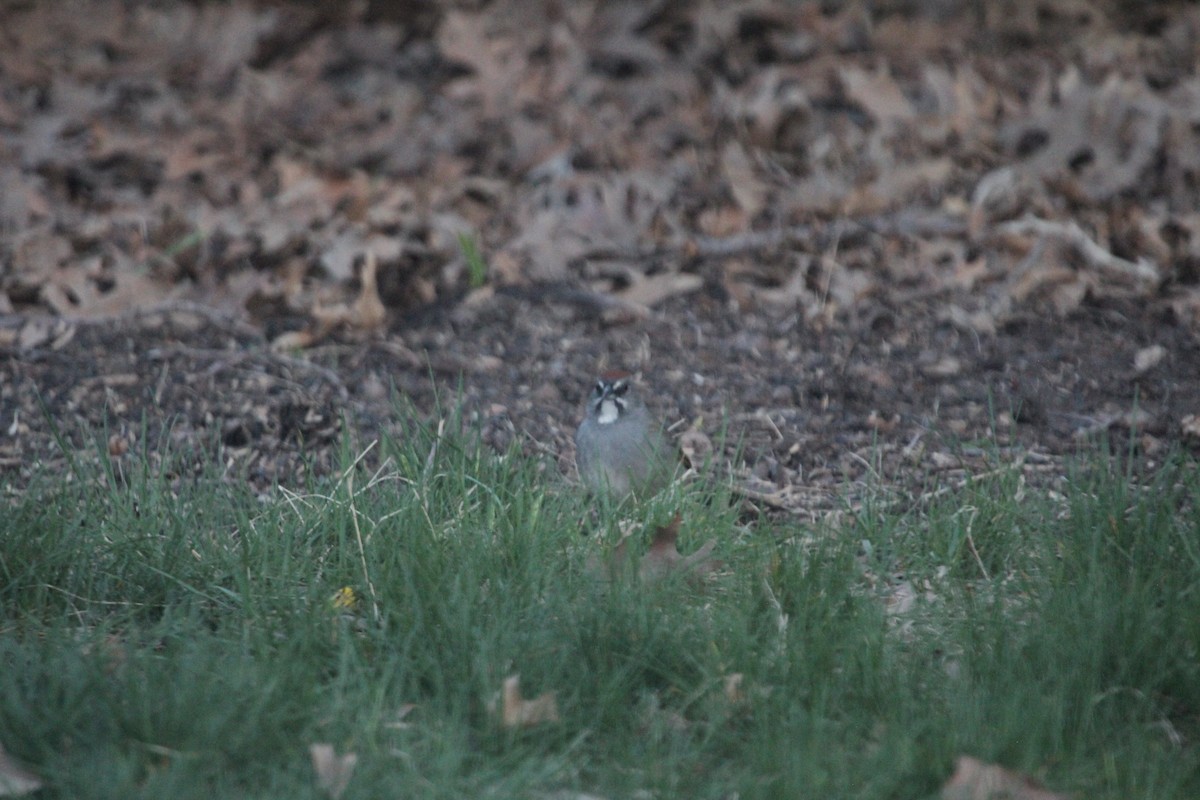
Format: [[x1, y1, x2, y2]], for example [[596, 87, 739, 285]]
[[4, 1, 1200, 513], [5, 288, 1195, 516]]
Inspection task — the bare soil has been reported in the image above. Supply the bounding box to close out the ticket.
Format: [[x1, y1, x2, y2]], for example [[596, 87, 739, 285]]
[[5, 289, 1195, 517]]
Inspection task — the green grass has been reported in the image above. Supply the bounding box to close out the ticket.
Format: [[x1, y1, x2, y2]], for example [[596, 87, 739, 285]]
[[1, 422, 1198, 799], [457, 232, 488, 289]]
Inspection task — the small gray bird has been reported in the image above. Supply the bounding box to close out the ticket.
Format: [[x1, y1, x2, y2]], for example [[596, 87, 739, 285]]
[[574, 370, 672, 501]]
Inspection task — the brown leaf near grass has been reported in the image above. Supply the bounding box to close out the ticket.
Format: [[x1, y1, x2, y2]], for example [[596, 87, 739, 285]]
[[1182, 414, 1200, 441], [722, 673, 746, 705], [637, 514, 719, 584], [501, 675, 560, 729], [941, 756, 1071, 800], [274, 250, 388, 350], [0, 744, 42, 797], [678, 429, 713, 469], [309, 743, 357, 800]]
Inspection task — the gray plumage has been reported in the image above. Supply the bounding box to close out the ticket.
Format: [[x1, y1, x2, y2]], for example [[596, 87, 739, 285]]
[[574, 373, 671, 501]]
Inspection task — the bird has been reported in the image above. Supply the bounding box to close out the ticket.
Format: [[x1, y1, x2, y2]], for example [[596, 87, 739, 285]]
[[574, 370, 672, 502]]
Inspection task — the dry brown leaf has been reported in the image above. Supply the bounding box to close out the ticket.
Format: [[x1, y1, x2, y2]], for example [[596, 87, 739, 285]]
[[0, 744, 42, 797], [697, 206, 749, 238], [1009, 71, 1165, 203], [506, 173, 673, 282], [0, 167, 49, 230], [942, 304, 998, 337], [950, 258, 990, 292], [821, 257, 877, 311], [722, 673, 746, 705], [437, 10, 527, 117], [615, 273, 703, 310], [290, 250, 389, 347], [12, 230, 71, 276], [941, 756, 1071, 800], [501, 674, 560, 728], [1009, 260, 1085, 311], [107, 433, 129, 457], [309, 743, 357, 800], [969, 167, 1027, 238], [1133, 344, 1166, 375], [721, 140, 770, 218], [40, 261, 178, 319], [350, 251, 387, 331], [847, 158, 954, 216], [638, 514, 719, 584], [12, 317, 75, 351], [923, 356, 962, 378], [383, 704, 418, 730], [866, 411, 900, 433], [678, 429, 713, 469], [839, 64, 916, 128], [271, 329, 318, 351], [637, 690, 691, 734], [318, 233, 364, 284]]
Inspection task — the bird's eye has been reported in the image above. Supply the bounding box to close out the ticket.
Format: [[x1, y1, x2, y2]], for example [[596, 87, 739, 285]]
[[612, 381, 628, 397], [594, 381, 605, 395]]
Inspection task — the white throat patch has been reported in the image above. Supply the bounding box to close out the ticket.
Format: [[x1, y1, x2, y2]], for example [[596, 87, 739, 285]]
[[596, 398, 620, 424]]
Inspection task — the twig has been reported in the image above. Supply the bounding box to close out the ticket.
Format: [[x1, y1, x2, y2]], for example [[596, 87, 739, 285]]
[[575, 210, 969, 264], [960, 506, 991, 581], [965, 531, 990, 581], [995, 216, 1160, 287], [143, 343, 350, 401]]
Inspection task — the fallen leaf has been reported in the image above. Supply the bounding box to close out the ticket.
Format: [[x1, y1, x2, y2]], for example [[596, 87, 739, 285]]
[[923, 356, 962, 378], [678, 429, 713, 469], [0, 744, 42, 797], [615, 273, 704, 310], [942, 756, 1071, 800], [997, 216, 1159, 289], [1133, 344, 1166, 375], [1007, 71, 1165, 203], [309, 743, 357, 800], [866, 411, 899, 433], [350, 250, 387, 331], [107, 433, 129, 457], [501, 674, 560, 728], [271, 329, 318, 351], [306, 250, 389, 341], [638, 690, 690, 734], [330, 586, 359, 611], [382, 704, 418, 730], [839, 64, 916, 128], [942, 304, 997, 337], [723, 673, 746, 705], [721, 140, 770, 218], [638, 514, 719, 583]]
